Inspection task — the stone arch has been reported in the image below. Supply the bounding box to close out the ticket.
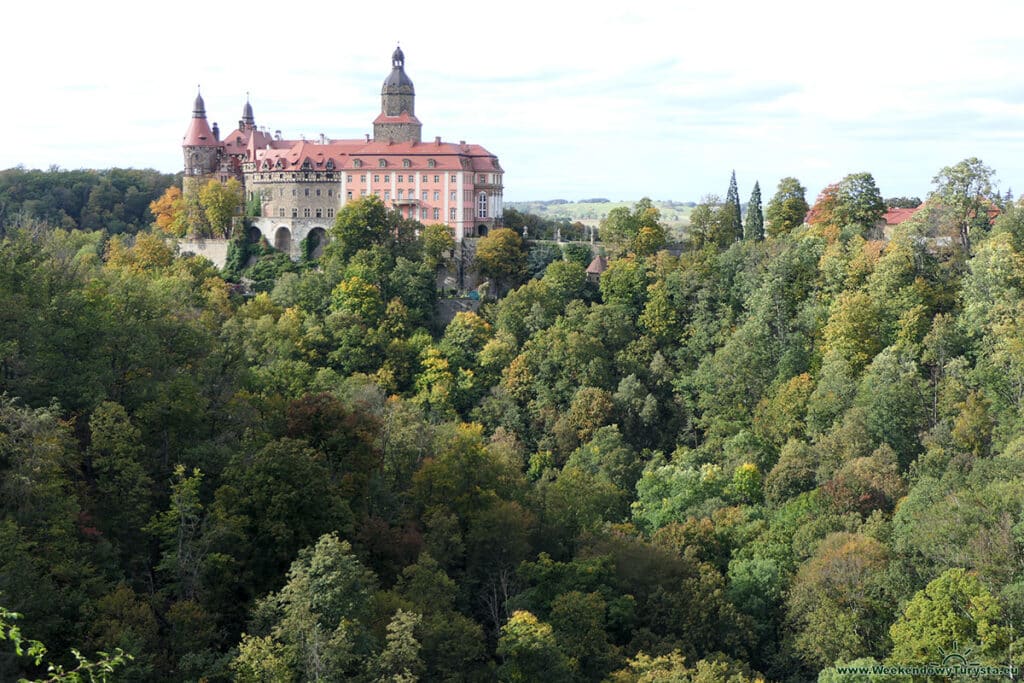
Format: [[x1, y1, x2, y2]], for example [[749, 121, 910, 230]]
[[307, 227, 327, 259], [274, 226, 291, 253], [477, 224, 488, 237], [247, 226, 262, 243]]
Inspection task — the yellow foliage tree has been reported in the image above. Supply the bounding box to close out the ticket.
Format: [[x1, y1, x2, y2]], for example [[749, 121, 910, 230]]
[[199, 178, 243, 238], [149, 186, 186, 237]]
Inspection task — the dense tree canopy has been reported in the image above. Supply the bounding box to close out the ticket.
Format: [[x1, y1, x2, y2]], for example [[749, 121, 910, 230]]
[[2, 160, 1023, 682]]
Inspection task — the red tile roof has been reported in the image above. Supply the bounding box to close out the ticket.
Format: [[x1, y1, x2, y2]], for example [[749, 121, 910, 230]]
[[183, 117, 219, 147], [248, 137, 500, 172], [221, 127, 273, 155], [883, 207, 921, 225]]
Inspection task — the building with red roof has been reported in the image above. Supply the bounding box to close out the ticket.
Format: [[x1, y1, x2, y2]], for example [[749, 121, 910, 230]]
[[182, 46, 504, 255]]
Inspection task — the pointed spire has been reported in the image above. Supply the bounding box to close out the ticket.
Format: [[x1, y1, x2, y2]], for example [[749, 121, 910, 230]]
[[392, 43, 404, 68], [184, 86, 218, 147], [193, 86, 206, 118], [241, 91, 254, 127]]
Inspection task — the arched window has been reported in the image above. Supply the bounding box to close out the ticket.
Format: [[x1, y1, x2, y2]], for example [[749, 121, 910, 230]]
[[477, 193, 488, 219], [378, 159, 387, 168], [402, 159, 411, 168], [428, 159, 436, 168], [353, 159, 363, 168]]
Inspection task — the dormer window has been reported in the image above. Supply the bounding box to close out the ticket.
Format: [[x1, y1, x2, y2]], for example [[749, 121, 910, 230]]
[[326, 159, 335, 170], [378, 159, 387, 168], [274, 159, 283, 169], [402, 159, 411, 168], [353, 159, 363, 168], [428, 159, 436, 168], [301, 158, 312, 170]]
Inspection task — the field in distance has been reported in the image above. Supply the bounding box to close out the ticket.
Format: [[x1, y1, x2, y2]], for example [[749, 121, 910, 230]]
[[507, 198, 694, 230]]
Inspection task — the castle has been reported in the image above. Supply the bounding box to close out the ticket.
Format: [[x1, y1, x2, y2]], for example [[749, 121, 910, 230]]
[[182, 47, 504, 256]]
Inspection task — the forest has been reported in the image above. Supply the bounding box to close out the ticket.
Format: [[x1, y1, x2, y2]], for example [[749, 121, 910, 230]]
[[1, 158, 1023, 682]]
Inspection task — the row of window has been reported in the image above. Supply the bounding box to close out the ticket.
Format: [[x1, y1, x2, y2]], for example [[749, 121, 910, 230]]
[[347, 173, 454, 184], [270, 203, 490, 224], [352, 158, 439, 169], [277, 207, 336, 218], [253, 172, 501, 186]]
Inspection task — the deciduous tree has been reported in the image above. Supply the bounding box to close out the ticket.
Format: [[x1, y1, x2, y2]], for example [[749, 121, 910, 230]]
[[475, 228, 527, 295], [765, 177, 809, 237]]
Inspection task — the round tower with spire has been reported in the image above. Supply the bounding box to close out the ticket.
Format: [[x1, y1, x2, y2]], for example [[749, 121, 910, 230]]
[[373, 45, 422, 143], [182, 88, 224, 195], [239, 94, 255, 132]]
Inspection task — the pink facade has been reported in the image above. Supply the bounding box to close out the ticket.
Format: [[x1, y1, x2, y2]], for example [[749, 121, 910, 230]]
[[182, 47, 504, 243]]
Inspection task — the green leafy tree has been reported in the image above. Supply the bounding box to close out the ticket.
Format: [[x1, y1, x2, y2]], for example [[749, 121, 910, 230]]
[[199, 178, 243, 238], [929, 157, 997, 254], [475, 228, 527, 295], [496, 610, 571, 683], [765, 177, 809, 237], [834, 172, 886, 234], [146, 465, 209, 601], [233, 533, 379, 681], [369, 610, 424, 683], [744, 181, 764, 241], [214, 438, 351, 596], [687, 195, 731, 250], [421, 223, 455, 271], [788, 533, 892, 668], [0, 605, 132, 683], [725, 170, 743, 242], [550, 590, 619, 680], [87, 401, 153, 573], [328, 195, 391, 263], [526, 243, 562, 279], [608, 651, 765, 682], [600, 198, 667, 255], [889, 568, 1014, 664]]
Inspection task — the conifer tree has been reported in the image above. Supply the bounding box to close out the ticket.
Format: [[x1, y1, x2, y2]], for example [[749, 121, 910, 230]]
[[725, 170, 743, 241], [745, 181, 764, 240]]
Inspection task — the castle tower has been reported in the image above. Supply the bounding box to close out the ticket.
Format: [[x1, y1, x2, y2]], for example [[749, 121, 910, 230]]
[[182, 88, 223, 195], [239, 94, 255, 132], [373, 45, 422, 143]]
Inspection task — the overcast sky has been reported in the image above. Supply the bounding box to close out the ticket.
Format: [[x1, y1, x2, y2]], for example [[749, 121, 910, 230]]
[[6, 0, 1024, 203]]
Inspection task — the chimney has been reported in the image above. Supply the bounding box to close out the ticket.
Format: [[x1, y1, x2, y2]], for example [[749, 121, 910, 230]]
[[365, 133, 370, 142], [275, 130, 282, 140], [212, 123, 220, 140], [434, 136, 441, 145], [319, 133, 326, 144]]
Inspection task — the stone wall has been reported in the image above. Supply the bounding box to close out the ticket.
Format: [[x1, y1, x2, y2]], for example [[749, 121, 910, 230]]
[[177, 238, 230, 268]]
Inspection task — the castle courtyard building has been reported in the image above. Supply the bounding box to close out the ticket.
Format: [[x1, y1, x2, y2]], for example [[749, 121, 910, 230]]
[[182, 47, 504, 256]]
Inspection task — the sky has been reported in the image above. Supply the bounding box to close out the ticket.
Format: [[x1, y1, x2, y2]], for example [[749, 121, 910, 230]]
[[6, 0, 1024, 204]]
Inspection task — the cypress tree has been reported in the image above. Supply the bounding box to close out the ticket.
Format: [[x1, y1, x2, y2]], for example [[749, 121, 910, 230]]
[[725, 170, 743, 241], [745, 181, 764, 240]]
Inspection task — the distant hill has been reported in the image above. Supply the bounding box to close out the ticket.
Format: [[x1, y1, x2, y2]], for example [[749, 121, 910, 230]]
[[508, 199, 695, 229]]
